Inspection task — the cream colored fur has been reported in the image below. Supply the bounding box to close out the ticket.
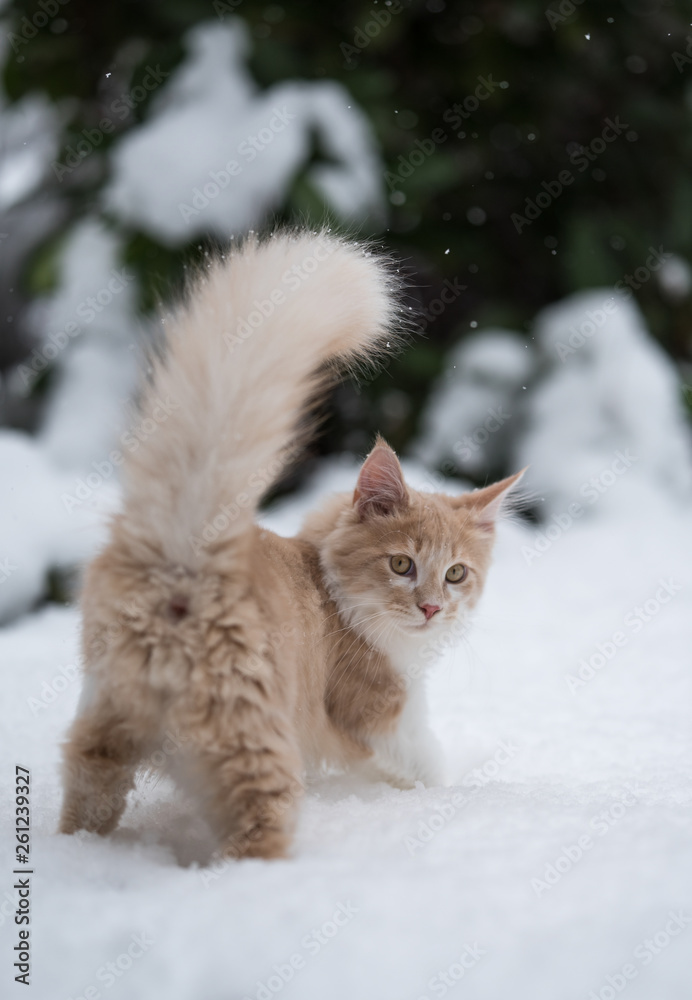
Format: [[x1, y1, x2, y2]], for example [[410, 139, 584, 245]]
[[59, 229, 521, 860]]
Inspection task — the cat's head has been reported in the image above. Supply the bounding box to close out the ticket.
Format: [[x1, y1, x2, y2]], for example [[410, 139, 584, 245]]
[[315, 437, 523, 652]]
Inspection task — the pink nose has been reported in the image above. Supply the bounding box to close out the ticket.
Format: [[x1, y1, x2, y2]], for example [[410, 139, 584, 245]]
[[419, 603, 441, 621]]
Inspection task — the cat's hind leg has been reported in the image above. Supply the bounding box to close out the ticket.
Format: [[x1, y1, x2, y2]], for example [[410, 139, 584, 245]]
[[173, 661, 304, 861], [59, 697, 144, 836]]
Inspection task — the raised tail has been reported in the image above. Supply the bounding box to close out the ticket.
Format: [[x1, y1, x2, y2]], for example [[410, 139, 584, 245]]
[[119, 230, 402, 566]]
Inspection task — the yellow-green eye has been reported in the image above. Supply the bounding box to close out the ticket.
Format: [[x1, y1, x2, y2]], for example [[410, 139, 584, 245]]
[[390, 554, 413, 575], [445, 563, 467, 583]]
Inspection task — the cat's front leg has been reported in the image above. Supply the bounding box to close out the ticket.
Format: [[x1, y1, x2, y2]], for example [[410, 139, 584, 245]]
[[326, 642, 445, 788], [367, 682, 446, 789]]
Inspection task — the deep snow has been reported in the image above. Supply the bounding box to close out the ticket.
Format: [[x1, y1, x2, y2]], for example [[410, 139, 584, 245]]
[[1, 461, 690, 1000]]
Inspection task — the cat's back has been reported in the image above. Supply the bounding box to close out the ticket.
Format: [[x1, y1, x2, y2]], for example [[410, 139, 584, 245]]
[[252, 524, 329, 613]]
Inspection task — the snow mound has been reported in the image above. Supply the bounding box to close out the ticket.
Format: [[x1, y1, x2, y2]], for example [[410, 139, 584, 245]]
[[413, 329, 534, 476], [415, 290, 692, 522], [0, 431, 113, 624], [518, 290, 692, 518], [0, 94, 60, 212], [30, 219, 140, 473], [105, 21, 385, 243]]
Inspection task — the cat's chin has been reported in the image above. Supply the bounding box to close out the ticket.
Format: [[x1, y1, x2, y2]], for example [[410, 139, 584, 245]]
[[398, 616, 447, 634]]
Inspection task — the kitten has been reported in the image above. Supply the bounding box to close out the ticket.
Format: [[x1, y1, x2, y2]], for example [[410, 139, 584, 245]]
[[59, 229, 522, 860]]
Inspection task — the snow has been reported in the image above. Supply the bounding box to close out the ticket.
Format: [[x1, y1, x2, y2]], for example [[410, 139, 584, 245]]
[[1, 17, 691, 988], [518, 290, 692, 517], [33, 220, 140, 473], [415, 292, 692, 522], [0, 95, 60, 212], [0, 219, 138, 623], [105, 21, 385, 243], [1, 459, 691, 999], [0, 430, 112, 625], [0, 7, 63, 214], [657, 254, 692, 303], [413, 330, 534, 477]]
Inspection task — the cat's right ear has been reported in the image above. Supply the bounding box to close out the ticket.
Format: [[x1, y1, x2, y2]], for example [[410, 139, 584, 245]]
[[353, 438, 408, 521], [455, 467, 527, 532]]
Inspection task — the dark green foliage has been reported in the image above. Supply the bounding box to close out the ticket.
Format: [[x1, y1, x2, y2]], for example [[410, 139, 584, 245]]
[[4, 0, 692, 464]]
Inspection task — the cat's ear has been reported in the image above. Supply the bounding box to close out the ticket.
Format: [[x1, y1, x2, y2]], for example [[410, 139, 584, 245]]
[[456, 468, 526, 532], [354, 438, 408, 520]]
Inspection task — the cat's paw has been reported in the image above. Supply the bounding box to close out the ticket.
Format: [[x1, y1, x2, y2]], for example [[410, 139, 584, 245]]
[[375, 753, 447, 790], [367, 727, 447, 789], [411, 757, 448, 788], [406, 736, 449, 788]]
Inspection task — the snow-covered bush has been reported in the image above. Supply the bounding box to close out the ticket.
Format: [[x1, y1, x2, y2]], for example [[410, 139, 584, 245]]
[[413, 290, 692, 521], [0, 16, 386, 623]]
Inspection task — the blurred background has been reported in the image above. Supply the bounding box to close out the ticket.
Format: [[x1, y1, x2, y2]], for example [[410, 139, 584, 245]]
[[1, 0, 691, 623]]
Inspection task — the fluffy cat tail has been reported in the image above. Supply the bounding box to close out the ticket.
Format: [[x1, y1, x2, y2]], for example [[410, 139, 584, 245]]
[[119, 230, 402, 567]]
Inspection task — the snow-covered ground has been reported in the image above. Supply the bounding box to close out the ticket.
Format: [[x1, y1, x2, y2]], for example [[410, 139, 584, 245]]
[[2, 6, 690, 996], [1, 460, 690, 1000]]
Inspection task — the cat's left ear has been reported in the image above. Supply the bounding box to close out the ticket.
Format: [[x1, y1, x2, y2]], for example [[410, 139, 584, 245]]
[[456, 468, 526, 532], [354, 437, 408, 520]]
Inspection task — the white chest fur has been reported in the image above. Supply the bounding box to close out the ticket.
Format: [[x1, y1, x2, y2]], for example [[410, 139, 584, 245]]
[[367, 634, 446, 788]]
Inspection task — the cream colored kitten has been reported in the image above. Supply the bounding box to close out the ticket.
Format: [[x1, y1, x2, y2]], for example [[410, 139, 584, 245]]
[[59, 229, 522, 860]]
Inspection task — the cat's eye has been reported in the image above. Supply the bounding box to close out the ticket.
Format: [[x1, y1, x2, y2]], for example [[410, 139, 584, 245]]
[[390, 554, 414, 575], [445, 563, 467, 583]]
